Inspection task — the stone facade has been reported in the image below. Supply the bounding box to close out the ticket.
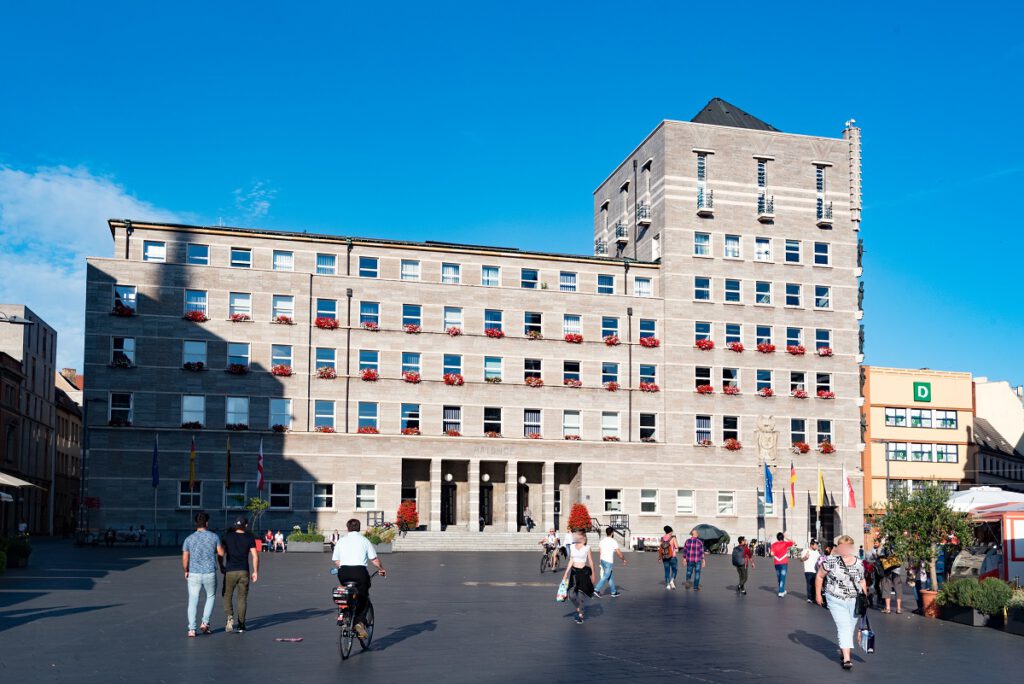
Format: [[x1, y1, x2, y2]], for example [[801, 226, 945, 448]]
[[83, 110, 864, 545]]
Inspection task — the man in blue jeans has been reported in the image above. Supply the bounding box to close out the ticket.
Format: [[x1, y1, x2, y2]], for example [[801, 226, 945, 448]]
[[770, 531, 795, 597], [594, 527, 627, 597], [681, 528, 706, 590], [182, 511, 224, 637]]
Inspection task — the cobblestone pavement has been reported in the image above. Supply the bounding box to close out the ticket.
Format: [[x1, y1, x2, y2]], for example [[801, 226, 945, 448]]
[[1, 541, 1020, 683]]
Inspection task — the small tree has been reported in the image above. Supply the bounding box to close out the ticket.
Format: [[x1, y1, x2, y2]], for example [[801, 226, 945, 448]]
[[566, 503, 592, 532], [876, 483, 974, 590], [396, 500, 419, 535], [245, 497, 270, 532]]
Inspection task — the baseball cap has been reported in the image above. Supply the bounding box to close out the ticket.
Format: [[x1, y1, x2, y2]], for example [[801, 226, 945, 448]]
[[232, 518, 247, 529]]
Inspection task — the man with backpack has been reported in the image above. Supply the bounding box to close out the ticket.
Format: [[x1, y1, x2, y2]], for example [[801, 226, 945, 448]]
[[732, 536, 755, 595]]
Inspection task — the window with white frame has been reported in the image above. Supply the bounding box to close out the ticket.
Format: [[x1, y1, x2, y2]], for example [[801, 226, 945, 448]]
[[757, 369, 772, 391], [402, 304, 422, 327], [112, 336, 135, 365], [317, 298, 338, 320], [909, 442, 931, 462], [183, 340, 207, 366], [724, 235, 741, 259], [230, 247, 252, 268], [785, 283, 801, 307], [725, 323, 741, 345], [597, 317, 616, 339], [755, 281, 772, 305], [563, 314, 581, 336], [814, 285, 831, 309], [724, 279, 741, 302], [186, 243, 209, 265], [356, 484, 378, 509], [676, 490, 695, 515], [562, 410, 580, 438], [695, 321, 711, 342], [640, 489, 658, 513], [226, 397, 249, 426], [885, 408, 907, 427], [604, 488, 622, 513], [358, 402, 378, 429], [269, 482, 291, 509], [358, 301, 378, 325], [597, 274, 614, 294], [639, 319, 656, 339], [316, 347, 336, 370], [444, 306, 463, 329], [601, 412, 619, 439], [755, 237, 772, 262], [483, 356, 503, 381], [694, 232, 710, 256], [602, 362, 618, 385], [402, 352, 421, 374], [224, 482, 246, 510], [524, 358, 541, 380], [229, 292, 252, 318], [784, 240, 801, 264], [523, 408, 541, 436], [441, 262, 461, 284], [184, 289, 207, 315], [756, 325, 772, 346], [722, 367, 738, 389], [270, 398, 292, 428], [143, 240, 166, 262], [443, 354, 462, 375], [758, 490, 775, 517], [401, 403, 420, 431], [886, 442, 908, 460], [935, 444, 958, 463], [817, 419, 833, 444], [815, 329, 832, 350], [314, 483, 334, 509], [695, 415, 711, 443], [182, 395, 205, 425], [935, 410, 958, 429], [484, 309, 503, 332], [717, 491, 736, 516], [815, 373, 832, 393], [483, 407, 502, 434], [443, 406, 461, 433], [814, 242, 831, 266], [640, 413, 657, 441], [482, 265, 500, 287], [559, 271, 577, 292], [272, 295, 294, 319], [640, 364, 656, 384], [179, 481, 201, 508], [791, 419, 807, 444], [521, 268, 538, 289], [273, 250, 294, 272], [695, 367, 711, 389], [524, 311, 542, 336], [316, 253, 337, 275], [634, 277, 652, 297], [400, 259, 420, 281], [563, 360, 580, 383], [314, 400, 335, 429], [910, 409, 932, 428], [358, 256, 378, 278], [790, 371, 806, 392], [227, 342, 249, 367], [694, 276, 711, 301], [723, 416, 739, 441], [786, 327, 802, 347]]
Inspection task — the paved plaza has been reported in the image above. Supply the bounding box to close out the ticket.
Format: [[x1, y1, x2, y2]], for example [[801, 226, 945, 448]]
[[1, 541, 1021, 683]]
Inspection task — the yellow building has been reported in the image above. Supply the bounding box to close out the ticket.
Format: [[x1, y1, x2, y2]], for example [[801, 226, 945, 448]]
[[862, 367, 973, 517]]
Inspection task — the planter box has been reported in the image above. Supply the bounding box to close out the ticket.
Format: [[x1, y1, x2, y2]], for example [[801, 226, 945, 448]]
[[287, 541, 327, 553], [373, 543, 392, 554], [941, 605, 990, 627], [1005, 609, 1024, 636]]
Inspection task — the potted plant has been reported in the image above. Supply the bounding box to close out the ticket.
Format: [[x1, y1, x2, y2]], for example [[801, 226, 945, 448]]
[[403, 371, 421, 384], [485, 431, 502, 438], [286, 523, 327, 553], [563, 379, 582, 388], [403, 323, 421, 334], [445, 429, 461, 437], [564, 434, 581, 441], [108, 417, 132, 427], [792, 441, 811, 454], [225, 423, 249, 431], [696, 384, 714, 395], [401, 427, 421, 436], [245, 497, 269, 532], [877, 483, 975, 618], [818, 441, 836, 454], [364, 524, 396, 553], [758, 387, 775, 397], [111, 302, 135, 317], [723, 386, 741, 395], [727, 342, 744, 353], [443, 373, 464, 386], [817, 346, 834, 357], [817, 390, 835, 399], [639, 382, 660, 393], [274, 315, 294, 325], [526, 330, 543, 340], [1, 537, 32, 568], [485, 376, 502, 384], [1006, 588, 1024, 636], [317, 366, 337, 380], [757, 343, 776, 354], [525, 377, 544, 388], [526, 432, 542, 440], [639, 337, 660, 348], [315, 425, 336, 433], [184, 310, 209, 323], [396, 501, 419, 536], [604, 381, 619, 392], [181, 421, 203, 430], [937, 578, 1012, 627], [315, 317, 340, 330], [361, 321, 379, 332], [696, 439, 714, 447], [230, 313, 252, 322], [786, 345, 806, 355], [484, 328, 505, 339], [603, 335, 620, 346], [695, 339, 714, 351], [357, 426, 380, 434], [270, 364, 293, 377], [723, 438, 742, 451], [792, 389, 809, 399], [446, 326, 462, 336], [183, 361, 205, 372], [566, 503, 592, 532], [227, 363, 248, 375], [272, 424, 289, 433], [602, 436, 620, 442], [564, 333, 584, 344], [361, 368, 379, 382]]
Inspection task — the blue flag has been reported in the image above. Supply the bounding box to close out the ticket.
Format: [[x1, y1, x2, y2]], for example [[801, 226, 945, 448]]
[[151, 435, 160, 488], [764, 463, 774, 504]]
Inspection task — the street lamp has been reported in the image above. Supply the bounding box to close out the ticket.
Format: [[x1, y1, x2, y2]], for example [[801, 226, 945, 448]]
[[0, 313, 35, 326]]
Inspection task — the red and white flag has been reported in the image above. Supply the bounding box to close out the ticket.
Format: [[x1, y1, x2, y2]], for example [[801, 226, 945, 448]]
[[843, 466, 856, 508], [257, 436, 265, 491]]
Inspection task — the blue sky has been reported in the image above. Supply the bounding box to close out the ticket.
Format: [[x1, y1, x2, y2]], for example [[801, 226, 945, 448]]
[[1, 1, 1022, 383]]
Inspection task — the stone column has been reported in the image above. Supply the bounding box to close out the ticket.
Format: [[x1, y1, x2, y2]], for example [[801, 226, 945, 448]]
[[506, 461, 518, 532], [429, 458, 442, 532], [543, 461, 555, 532], [468, 460, 480, 533]]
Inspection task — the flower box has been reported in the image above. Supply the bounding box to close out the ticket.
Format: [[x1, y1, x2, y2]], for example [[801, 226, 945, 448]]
[[758, 387, 775, 397], [403, 324, 421, 334], [181, 421, 203, 430], [564, 434, 581, 441], [182, 361, 205, 372], [316, 317, 340, 330], [723, 438, 742, 451], [271, 364, 293, 377], [357, 426, 380, 435], [696, 439, 714, 447], [603, 436, 621, 442], [526, 432, 542, 440], [525, 377, 544, 388], [757, 343, 776, 354], [728, 342, 745, 353], [446, 326, 463, 337], [272, 424, 290, 433], [274, 315, 294, 325], [230, 313, 252, 322], [315, 426, 336, 433], [817, 390, 836, 399], [484, 376, 502, 384], [227, 364, 249, 375], [603, 335, 620, 346], [696, 384, 715, 395], [563, 379, 582, 388], [695, 339, 715, 351], [401, 427, 421, 436], [792, 389, 809, 399], [639, 337, 660, 348], [817, 347, 834, 357], [403, 371, 421, 384], [604, 381, 620, 392], [225, 423, 249, 431], [109, 357, 134, 369], [641, 437, 657, 443], [361, 369, 379, 382], [443, 373, 464, 386], [818, 442, 836, 454], [526, 330, 543, 340], [317, 366, 337, 380], [361, 321, 379, 332], [485, 431, 502, 438], [112, 303, 135, 317], [723, 386, 740, 395], [484, 328, 505, 339], [786, 345, 806, 356], [639, 382, 660, 393], [445, 430, 462, 437], [792, 442, 810, 454], [184, 310, 209, 323], [564, 333, 584, 344], [108, 417, 132, 427]]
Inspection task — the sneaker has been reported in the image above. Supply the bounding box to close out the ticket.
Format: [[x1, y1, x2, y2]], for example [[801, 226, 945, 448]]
[[235, 624, 246, 634], [225, 616, 234, 633], [574, 614, 584, 624], [353, 623, 368, 640], [741, 590, 747, 595], [199, 623, 211, 634], [670, 580, 676, 589], [187, 629, 196, 638], [666, 584, 672, 590], [685, 581, 692, 589], [807, 598, 813, 603], [694, 587, 701, 592], [610, 592, 621, 598], [591, 592, 601, 599]]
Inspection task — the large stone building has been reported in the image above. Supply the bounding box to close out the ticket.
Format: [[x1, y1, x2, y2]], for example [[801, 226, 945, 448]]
[[83, 99, 865, 545]]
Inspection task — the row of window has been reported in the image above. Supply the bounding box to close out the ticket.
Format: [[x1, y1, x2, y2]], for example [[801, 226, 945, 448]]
[[883, 442, 960, 463], [882, 408, 959, 429], [693, 234, 833, 265], [693, 277, 836, 309], [605, 488, 775, 517], [886, 480, 958, 497], [141, 241, 655, 296], [178, 481, 371, 511], [981, 456, 1024, 482], [697, 154, 833, 222]]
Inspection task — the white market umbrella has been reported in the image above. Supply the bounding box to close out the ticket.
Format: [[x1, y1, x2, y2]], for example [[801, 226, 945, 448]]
[[948, 486, 1024, 513]]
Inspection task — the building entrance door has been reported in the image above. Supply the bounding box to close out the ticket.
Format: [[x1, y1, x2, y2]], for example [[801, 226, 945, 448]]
[[516, 484, 529, 530], [811, 505, 837, 542], [479, 484, 493, 530], [441, 483, 456, 530]]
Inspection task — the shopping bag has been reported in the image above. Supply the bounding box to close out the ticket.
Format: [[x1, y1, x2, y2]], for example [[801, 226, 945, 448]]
[[858, 614, 875, 654], [555, 578, 569, 602]]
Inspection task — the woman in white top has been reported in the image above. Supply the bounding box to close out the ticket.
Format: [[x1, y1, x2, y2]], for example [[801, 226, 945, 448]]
[[560, 529, 596, 624], [815, 534, 868, 671]]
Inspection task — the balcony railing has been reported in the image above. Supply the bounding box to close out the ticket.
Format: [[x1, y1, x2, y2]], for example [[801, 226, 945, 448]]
[[636, 203, 652, 225], [757, 193, 774, 222], [696, 187, 713, 216], [816, 200, 833, 226], [594, 240, 608, 255], [614, 223, 629, 243]]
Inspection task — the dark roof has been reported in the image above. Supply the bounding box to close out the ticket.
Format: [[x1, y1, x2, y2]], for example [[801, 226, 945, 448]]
[[973, 417, 1024, 459], [690, 98, 780, 132]]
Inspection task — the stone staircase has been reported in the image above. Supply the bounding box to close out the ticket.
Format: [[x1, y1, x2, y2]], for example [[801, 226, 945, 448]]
[[392, 531, 542, 552]]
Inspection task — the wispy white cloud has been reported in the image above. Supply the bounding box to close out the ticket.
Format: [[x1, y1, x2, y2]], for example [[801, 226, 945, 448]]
[[0, 165, 182, 371], [232, 180, 276, 223]]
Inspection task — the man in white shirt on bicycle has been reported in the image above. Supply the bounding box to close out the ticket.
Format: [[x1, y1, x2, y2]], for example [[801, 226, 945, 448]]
[[333, 519, 386, 639]]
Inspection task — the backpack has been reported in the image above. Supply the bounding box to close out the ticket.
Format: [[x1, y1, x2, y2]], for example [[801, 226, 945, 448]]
[[732, 546, 745, 567], [659, 535, 673, 560]]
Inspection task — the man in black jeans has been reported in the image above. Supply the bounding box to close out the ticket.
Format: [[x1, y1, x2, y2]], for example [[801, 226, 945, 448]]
[[332, 519, 386, 639], [220, 517, 258, 633]]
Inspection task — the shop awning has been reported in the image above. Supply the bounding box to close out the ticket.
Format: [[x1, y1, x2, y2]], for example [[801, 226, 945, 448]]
[[0, 471, 43, 488], [948, 486, 1024, 512]]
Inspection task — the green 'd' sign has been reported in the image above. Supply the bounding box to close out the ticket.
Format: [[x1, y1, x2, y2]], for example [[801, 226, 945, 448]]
[[913, 382, 932, 403]]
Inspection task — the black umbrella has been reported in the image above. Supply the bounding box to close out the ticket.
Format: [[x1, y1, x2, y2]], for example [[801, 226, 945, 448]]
[[691, 524, 730, 552]]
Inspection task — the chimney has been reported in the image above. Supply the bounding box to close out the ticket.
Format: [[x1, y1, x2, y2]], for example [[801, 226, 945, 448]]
[[60, 368, 77, 381]]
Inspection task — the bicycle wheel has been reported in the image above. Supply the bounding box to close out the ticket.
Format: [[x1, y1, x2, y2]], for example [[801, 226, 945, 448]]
[[359, 603, 374, 650], [339, 611, 355, 660], [540, 553, 549, 574]]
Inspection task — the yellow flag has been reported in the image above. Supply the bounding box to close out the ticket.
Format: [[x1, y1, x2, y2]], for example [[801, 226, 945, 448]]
[[817, 464, 825, 508]]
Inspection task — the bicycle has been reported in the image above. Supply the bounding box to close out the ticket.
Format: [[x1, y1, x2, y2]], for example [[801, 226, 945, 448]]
[[331, 568, 380, 660], [539, 545, 560, 574]]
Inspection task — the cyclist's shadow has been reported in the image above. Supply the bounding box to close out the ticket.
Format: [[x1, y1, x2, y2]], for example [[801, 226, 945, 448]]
[[370, 619, 438, 651]]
